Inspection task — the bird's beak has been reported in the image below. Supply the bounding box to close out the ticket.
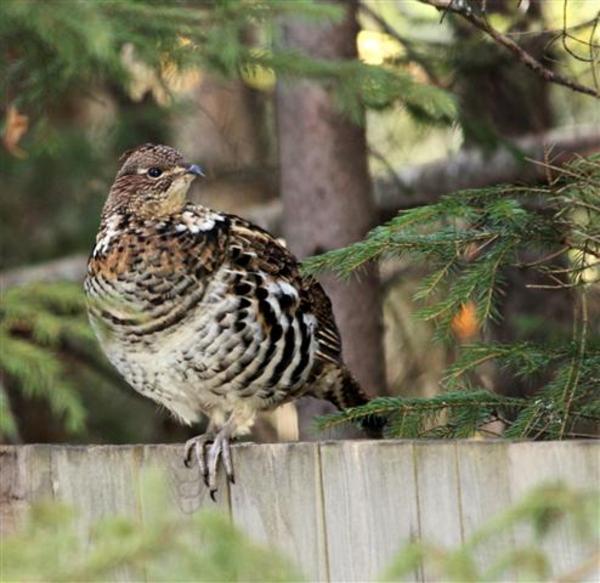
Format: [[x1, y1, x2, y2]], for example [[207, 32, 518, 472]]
[[185, 164, 205, 178]]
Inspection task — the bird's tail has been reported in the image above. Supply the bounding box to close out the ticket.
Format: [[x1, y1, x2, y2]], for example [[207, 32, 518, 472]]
[[311, 362, 386, 438]]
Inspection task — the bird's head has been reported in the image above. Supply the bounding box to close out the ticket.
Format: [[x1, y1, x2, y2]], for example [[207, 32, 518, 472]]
[[105, 143, 204, 217]]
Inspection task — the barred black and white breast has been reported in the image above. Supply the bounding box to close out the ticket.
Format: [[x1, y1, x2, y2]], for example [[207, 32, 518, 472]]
[[85, 144, 378, 495]]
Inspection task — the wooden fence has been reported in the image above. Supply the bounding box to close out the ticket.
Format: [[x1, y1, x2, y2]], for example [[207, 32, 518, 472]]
[[1, 440, 598, 582]]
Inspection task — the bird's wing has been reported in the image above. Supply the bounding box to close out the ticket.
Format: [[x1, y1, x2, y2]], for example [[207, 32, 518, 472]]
[[226, 214, 343, 365]]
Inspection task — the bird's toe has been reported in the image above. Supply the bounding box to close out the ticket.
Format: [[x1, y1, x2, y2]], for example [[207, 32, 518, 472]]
[[183, 433, 215, 481]]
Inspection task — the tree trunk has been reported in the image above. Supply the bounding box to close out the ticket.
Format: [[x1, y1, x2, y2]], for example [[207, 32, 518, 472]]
[[276, 0, 386, 407], [174, 74, 276, 215]]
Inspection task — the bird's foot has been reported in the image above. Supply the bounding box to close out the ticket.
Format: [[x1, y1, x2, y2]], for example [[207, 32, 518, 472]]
[[183, 428, 234, 501], [207, 429, 235, 498], [184, 432, 215, 484]]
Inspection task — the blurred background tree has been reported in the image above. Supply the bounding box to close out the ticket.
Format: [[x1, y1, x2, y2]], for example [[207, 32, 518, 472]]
[[0, 0, 598, 443]]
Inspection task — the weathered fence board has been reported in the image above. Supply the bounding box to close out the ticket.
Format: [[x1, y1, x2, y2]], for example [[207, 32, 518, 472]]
[[320, 441, 420, 582], [508, 441, 600, 578], [141, 444, 228, 516], [229, 442, 327, 582], [0, 445, 53, 536], [413, 441, 464, 581], [455, 441, 516, 578], [1, 440, 598, 583]]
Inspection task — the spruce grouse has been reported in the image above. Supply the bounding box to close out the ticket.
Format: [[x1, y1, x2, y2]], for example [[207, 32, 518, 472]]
[[85, 144, 379, 497]]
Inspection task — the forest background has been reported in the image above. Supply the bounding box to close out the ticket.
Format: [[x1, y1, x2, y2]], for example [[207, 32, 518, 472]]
[[1, 0, 598, 444]]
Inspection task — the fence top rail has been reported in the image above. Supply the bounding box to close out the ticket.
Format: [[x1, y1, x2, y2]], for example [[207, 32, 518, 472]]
[[1, 438, 597, 450]]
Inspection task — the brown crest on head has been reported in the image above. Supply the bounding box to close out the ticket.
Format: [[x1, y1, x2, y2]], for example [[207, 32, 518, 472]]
[[118, 145, 142, 165], [103, 144, 201, 219]]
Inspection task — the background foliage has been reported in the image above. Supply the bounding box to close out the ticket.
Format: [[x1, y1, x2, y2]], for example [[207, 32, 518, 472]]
[[2, 477, 597, 582], [1, 0, 598, 442]]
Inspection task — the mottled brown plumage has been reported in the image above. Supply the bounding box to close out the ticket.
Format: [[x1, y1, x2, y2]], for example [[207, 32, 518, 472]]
[[85, 143, 376, 496]]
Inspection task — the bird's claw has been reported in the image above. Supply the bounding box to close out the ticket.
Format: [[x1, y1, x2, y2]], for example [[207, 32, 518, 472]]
[[184, 433, 214, 486], [206, 430, 234, 494], [183, 429, 234, 500]]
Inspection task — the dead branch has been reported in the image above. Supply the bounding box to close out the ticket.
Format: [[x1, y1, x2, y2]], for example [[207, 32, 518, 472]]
[[374, 124, 600, 215], [418, 0, 600, 99], [0, 255, 90, 289]]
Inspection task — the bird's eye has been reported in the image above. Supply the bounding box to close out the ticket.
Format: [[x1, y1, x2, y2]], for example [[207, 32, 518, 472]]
[[147, 167, 162, 178]]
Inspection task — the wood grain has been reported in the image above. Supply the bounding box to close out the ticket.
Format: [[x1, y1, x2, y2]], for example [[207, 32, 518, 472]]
[[141, 443, 230, 518], [320, 440, 421, 582], [49, 445, 144, 581], [455, 440, 516, 579], [229, 442, 327, 582], [508, 440, 600, 581], [0, 445, 53, 537], [413, 441, 463, 581], [1, 441, 598, 583]]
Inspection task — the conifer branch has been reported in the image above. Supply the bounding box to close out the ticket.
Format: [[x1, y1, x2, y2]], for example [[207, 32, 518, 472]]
[[312, 154, 600, 440], [560, 289, 589, 439]]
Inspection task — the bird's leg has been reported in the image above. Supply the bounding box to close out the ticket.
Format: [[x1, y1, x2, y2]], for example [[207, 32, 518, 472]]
[[183, 422, 217, 487], [184, 410, 252, 500], [206, 421, 235, 500]]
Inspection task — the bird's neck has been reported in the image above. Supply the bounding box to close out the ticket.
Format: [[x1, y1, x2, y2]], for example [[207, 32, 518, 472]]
[[102, 185, 189, 220]]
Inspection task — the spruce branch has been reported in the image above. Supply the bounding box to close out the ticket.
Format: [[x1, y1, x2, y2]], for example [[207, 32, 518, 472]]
[[309, 154, 599, 440], [0, 282, 112, 438], [559, 289, 589, 439], [317, 390, 528, 438]]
